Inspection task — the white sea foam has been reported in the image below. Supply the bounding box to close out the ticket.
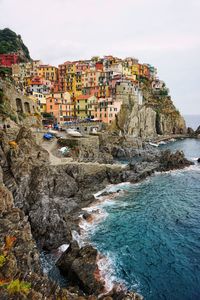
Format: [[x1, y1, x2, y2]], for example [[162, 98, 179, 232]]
[[72, 230, 85, 247], [77, 184, 132, 292], [94, 182, 131, 199], [97, 254, 118, 292]]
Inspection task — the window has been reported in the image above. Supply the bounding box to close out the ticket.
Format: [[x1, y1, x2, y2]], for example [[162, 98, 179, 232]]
[[50, 105, 53, 109], [114, 108, 117, 111], [104, 113, 107, 117]]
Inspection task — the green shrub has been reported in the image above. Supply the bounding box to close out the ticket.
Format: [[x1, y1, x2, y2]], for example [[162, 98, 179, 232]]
[[0, 254, 6, 268], [6, 279, 31, 295]]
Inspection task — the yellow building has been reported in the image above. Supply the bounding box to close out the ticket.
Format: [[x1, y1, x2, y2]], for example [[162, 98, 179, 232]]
[[122, 65, 132, 76], [32, 92, 47, 113], [37, 65, 58, 82], [131, 64, 139, 76], [87, 95, 97, 118], [76, 95, 89, 119], [98, 85, 110, 98]]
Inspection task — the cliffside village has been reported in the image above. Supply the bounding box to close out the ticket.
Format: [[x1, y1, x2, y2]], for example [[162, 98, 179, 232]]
[[0, 53, 169, 126]]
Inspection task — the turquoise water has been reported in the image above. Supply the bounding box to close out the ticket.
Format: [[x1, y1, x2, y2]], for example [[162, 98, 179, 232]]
[[90, 139, 200, 300]]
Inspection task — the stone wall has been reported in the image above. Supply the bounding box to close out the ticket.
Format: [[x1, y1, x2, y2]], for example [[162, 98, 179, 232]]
[[0, 80, 38, 115], [0, 79, 42, 128]]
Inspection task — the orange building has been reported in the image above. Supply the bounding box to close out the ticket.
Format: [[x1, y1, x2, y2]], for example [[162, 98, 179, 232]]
[[46, 92, 74, 124]]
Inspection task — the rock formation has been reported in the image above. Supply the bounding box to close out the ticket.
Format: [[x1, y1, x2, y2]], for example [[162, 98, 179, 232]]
[[110, 80, 186, 138]]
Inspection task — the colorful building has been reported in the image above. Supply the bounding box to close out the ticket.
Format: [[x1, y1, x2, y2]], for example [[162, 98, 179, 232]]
[[95, 97, 122, 124], [76, 94, 89, 119], [0, 53, 19, 67], [37, 65, 58, 82], [32, 92, 47, 113], [28, 76, 51, 94], [46, 91, 74, 124]]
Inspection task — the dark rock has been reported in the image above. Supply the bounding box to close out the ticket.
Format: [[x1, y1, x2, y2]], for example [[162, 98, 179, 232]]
[[197, 158, 200, 163], [56, 242, 104, 295], [187, 127, 195, 135], [195, 125, 200, 134], [159, 150, 193, 171], [111, 146, 126, 158], [100, 189, 121, 197]]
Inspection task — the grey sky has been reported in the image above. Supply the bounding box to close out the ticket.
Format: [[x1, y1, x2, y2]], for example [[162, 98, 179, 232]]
[[0, 0, 200, 114]]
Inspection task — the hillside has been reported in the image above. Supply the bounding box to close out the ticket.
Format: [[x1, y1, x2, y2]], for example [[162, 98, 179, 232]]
[[0, 28, 31, 62]]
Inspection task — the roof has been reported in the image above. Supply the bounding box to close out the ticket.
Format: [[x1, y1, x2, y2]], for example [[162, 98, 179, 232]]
[[76, 95, 89, 100]]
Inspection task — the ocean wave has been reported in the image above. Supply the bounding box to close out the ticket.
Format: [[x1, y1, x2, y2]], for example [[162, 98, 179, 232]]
[[97, 252, 127, 293], [94, 182, 131, 199]]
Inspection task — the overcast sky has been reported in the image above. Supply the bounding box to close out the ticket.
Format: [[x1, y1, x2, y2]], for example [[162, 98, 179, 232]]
[[0, 0, 200, 115]]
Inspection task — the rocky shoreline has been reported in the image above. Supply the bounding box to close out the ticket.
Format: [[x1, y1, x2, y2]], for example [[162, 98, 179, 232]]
[[0, 126, 194, 299]]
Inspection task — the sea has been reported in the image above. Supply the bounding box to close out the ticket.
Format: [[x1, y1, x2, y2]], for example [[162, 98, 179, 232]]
[[84, 139, 200, 300]]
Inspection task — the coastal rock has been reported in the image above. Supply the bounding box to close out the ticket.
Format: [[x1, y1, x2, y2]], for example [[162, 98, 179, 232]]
[[110, 83, 186, 138], [159, 150, 193, 171], [197, 158, 200, 163], [128, 161, 159, 182], [187, 127, 195, 135], [56, 242, 104, 295], [195, 125, 200, 135]]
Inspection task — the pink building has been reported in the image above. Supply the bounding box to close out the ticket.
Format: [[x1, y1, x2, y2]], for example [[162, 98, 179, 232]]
[[95, 98, 122, 124]]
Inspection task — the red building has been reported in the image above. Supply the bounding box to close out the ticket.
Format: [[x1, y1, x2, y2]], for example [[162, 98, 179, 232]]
[[95, 62, 103, 71], [0, 53, 19, 67]]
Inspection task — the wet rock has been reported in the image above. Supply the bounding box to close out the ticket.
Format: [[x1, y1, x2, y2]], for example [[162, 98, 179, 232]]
[[100, 189, 121, 197], [197, 158, 200, 163], [101, 289, 143, 300], [82, 212, 94, 223], [56, 242, 104, 295]]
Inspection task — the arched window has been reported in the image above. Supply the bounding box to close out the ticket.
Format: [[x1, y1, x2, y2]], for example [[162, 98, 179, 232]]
[[24, 102, 31, 113], [16, 98, 23, 113]]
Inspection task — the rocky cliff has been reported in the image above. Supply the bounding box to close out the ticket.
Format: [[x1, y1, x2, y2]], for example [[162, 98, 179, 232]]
[[111, 80, 186, 138], [0, 126, 146, 300]]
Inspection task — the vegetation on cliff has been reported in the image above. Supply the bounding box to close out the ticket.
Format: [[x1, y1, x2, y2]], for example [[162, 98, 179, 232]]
[[141, 80, 180, 119], [0, 28, 31, 61]]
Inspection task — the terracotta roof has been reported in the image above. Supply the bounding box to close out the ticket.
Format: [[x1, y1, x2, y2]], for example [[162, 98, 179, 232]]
[[76, 95, 89, 100]]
